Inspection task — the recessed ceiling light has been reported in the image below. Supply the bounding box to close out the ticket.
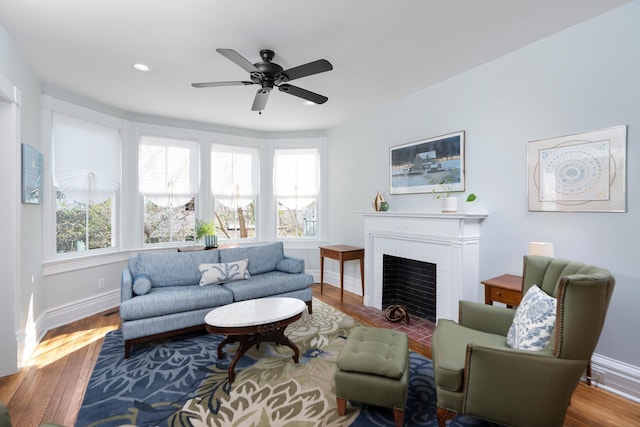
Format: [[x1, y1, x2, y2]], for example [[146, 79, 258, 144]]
[[132, 62, 152, 73], [303, 101, 317, 106]]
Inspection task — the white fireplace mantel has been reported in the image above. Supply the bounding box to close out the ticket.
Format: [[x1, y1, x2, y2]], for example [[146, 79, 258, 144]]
[[360, 211, 487, 322]]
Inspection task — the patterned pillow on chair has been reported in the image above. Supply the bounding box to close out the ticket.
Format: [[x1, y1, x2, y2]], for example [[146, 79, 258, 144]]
[[507, 284, 557, 351]]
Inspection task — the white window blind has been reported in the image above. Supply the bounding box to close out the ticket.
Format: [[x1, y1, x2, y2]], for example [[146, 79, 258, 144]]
[[274, 148, 319, 210], [52, 113, 120, 204], [211, 145, 257, 209], [139, 136, 199, 207]]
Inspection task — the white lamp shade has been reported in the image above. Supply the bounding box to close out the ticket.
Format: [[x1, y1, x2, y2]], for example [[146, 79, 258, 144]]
[[528, 242, 554, 257]]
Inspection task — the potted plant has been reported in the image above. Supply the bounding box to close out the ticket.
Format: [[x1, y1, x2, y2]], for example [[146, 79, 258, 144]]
[[195, 219, 217, 248], [432, 178, 476, 213]]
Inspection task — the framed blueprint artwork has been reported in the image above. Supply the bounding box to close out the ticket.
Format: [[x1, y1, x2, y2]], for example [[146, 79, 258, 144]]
[[527, 126, 627, 212]]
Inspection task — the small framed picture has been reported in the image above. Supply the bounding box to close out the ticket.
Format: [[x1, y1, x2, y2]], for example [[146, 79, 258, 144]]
[[22, 143, 43, 204], [389, 131, 465, 195], [527, 126, 627, 212]]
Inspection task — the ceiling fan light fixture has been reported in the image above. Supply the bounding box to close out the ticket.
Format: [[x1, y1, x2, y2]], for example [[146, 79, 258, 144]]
[[303, 100, 317, 106], [192, 48, 332, 112], [132, 62, 152, 73]]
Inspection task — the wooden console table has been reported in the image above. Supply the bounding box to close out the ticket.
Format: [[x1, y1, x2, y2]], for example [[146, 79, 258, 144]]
[[178, 243, 237, 252], [319, 245, 364, 301]]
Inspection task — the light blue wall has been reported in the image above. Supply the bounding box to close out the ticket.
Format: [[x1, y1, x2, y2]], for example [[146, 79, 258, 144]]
[[327, 2, 640, 366], [0, 25, 45, 363], [1, 1, 638, 374]]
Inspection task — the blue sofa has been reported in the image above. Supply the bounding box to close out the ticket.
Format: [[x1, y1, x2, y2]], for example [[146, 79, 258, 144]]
[[120, 242, 313, 357]]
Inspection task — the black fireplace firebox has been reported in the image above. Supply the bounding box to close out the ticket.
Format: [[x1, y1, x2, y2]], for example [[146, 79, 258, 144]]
[[382, 254, 436, 322]]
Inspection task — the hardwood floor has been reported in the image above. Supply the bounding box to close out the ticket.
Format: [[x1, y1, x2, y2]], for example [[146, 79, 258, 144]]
[[0, 283, 638, 426]]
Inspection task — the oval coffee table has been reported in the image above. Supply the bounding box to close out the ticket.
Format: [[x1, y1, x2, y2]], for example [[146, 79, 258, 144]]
[[204, 297, 306, 383]]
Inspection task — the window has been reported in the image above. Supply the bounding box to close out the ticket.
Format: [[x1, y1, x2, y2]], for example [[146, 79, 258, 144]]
[[139, 136, 199, 244], [274, 148, 319, 238], [52, 113, 121, 253], [211, 144, 258, 240]]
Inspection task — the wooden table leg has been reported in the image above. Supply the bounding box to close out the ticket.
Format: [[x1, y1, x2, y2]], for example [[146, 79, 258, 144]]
[[216, 327, 301, 383], [271, 326, 300, 363], [339, 255, 344, 302], [359, 256, 365, 297], [320, 254, 325, 294]]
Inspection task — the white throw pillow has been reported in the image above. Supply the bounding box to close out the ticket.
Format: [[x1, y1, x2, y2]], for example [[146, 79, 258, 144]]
[[506, 284, 557, 351], [199, 259, 251, 286]]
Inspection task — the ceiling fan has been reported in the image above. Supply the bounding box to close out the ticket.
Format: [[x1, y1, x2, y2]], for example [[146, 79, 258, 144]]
[[191, 48, 333, 112]]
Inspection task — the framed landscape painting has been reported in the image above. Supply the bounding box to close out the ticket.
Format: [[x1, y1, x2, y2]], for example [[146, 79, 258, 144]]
[[527, 126, 627, 212], [389, 131, 465, 195]]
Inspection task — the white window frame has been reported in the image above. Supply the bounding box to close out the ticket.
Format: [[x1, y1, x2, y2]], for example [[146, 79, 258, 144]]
[[42, 96, 125, 265], [211, 143, 259, 243], [267, 137, 327, 245], [41, 96, 327, 276], [139, 134, 200, 246]]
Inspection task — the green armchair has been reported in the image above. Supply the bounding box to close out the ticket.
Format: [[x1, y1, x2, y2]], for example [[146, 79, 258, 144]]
[[1, 402, 64, 427], [432, 255, 615, 427]]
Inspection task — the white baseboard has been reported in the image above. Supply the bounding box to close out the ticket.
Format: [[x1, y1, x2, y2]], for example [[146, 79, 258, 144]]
[[590, 353, 640, 403], [18, 289, 120, 367], [46, 289, 120, 332], [309, 269, 364, 297]]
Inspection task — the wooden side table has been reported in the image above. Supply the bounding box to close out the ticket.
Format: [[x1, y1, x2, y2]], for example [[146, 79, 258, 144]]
[[319, 245, 364, 301], [482, 274, 523, 308]]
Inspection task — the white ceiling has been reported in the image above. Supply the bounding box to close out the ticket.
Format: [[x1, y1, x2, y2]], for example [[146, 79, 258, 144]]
[[0, 0, 630, 132]]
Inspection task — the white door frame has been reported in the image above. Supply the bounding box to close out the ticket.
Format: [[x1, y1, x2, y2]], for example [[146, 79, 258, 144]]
[[0, 72, 21, 376]]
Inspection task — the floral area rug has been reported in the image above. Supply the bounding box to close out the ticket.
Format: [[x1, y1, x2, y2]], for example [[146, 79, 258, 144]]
[[77, 299, 495, 426]]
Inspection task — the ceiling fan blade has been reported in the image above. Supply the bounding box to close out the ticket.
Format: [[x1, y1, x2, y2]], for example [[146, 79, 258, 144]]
[[251, 89, 271, 111], [216, 48, 260, 73], [280, 59, 333, 82], [278, 84, 328, 104], [191, 81, 254, 88]]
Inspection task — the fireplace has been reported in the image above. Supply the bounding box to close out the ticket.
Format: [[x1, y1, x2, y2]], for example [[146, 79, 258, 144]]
[[383, 255, 436, 321], [361, 211, 487, 321]]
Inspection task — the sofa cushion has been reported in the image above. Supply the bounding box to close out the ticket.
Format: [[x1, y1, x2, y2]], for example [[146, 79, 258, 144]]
[[507, 284, 557, 351], [119, 284, 234, 321], [199, 259, 251, 286], [219, 242, 285, 275], [132, 273, 152, 295], [136, 250, 220, 287], [222, 270, 313, 302], [276, 257, 303, 274], [128, 257, 137, 276]]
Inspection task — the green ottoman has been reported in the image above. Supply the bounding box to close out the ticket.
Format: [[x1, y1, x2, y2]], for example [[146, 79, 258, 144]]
[[335, 326, 410, 427]]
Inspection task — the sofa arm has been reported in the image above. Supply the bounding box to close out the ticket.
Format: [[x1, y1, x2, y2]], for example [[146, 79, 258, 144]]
[[121, 269, 133, 302], [277, 256, 306, 274], [459, 301, 515, 336]]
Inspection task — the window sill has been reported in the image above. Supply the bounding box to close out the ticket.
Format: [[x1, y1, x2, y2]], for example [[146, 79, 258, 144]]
[[42, 240, 326, 276], [43, 250, 130, 276]]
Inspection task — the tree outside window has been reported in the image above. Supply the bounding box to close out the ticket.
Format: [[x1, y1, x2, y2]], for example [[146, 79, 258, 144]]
[[139, 136, 199, 244], [274, 148, 319, 238], [211, 145, 258, 240], [52, 113, 120, 253]]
